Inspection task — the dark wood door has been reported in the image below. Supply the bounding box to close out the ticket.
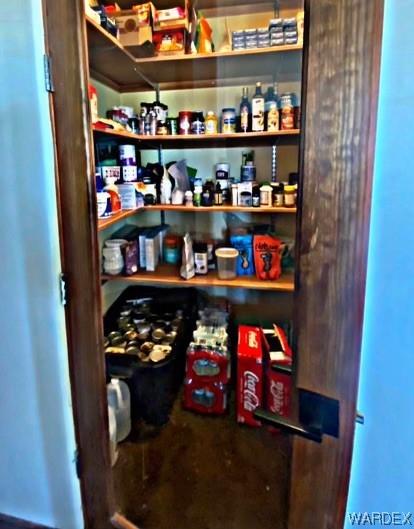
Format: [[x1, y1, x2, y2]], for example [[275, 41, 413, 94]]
[[41, 0, 384, 528]]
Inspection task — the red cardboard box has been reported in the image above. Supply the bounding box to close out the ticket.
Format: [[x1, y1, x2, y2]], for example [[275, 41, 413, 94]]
[[237, 325, 268, 427], [264, 325, 293, 419], [183, 378, 227, 415]]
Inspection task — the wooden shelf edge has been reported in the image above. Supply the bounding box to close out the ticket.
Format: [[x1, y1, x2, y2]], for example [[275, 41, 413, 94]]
[[134, 44, 303, 65], [101, 267, 295, 292], [144, 205, 297, 214], [98, 205, 297, 231], [92, 126, 301, 142], [98, 208, 144, 230]]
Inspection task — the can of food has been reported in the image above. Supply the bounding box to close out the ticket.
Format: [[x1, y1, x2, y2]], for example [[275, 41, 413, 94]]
[[126, 346, 140, 355], [167, 117, 178, 135], [215, 163, 230, 180], [152, 328, 166, 342], [140, 341, 154, 354], [124, 330, 139, 342], [221, 108, 237, 134], [179, 111, 193, 135], [108, 331, 122, 343]]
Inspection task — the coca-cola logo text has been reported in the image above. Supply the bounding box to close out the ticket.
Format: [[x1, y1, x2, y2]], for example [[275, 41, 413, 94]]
[[243, 371, 260, 411]]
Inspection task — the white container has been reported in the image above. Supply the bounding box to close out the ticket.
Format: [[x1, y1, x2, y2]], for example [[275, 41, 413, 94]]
[[102, 246, 123, 275], [117, 183, 138, 210], [215, 248, 239, 280], [108, 404, 119, 466], [107, 378, 131, 442], [119, 144, 136, 165]]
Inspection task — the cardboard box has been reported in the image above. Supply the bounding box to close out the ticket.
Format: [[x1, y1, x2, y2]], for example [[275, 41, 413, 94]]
[[263, 325, 293, 420], [153, 28, 188, 55], [236, 325, 268, 427], [114, 11, 153, 47]]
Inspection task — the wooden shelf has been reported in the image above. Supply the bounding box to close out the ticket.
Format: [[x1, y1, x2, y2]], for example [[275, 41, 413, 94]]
[[102, 265, 295, 292], [93, 126, 300, 148], [98, 208, 145, 231], [114, 0, 303, 11], [86, 16, 302, 92], [98, 204, 296, 231], [145, 205, 297, 213]]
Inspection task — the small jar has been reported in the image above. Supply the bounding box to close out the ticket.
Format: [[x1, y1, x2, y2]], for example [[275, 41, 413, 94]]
[[284, 184, 297, 207], [221, 108, 237, 134], [185, 190, 193, 206], [164, 235, 180, 265], [103, 240, 126, 275], [260, 184, 273, 207], [240, 191, 252, 207], [205, 111, 218, 134], [272, 182, 284, 206], [194, 243, 208, 275], [179, 111, 193, 135]]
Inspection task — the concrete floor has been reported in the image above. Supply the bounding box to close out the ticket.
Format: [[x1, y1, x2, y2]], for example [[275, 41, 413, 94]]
[[113, 393, 291, 529]]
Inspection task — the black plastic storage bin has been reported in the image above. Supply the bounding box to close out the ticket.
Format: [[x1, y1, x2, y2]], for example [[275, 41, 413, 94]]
[[104, 286, 199, 426]]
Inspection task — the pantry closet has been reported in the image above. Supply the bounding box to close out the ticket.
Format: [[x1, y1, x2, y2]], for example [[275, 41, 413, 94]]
[[42, 0, 384, 528]]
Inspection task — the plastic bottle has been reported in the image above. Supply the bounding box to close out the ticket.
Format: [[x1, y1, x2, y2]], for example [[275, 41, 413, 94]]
[[239, 87, 251, 132], [265, 83, 280, 131], [107, 378, 131, 442], [252, 82, 265, 132], [107, 405, 118, 466]]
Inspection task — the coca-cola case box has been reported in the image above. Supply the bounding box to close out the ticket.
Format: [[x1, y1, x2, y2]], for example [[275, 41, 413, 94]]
[[237, 325, 268, 427], [263, 325, 293, 419], [183, 378, 227, 415], [186, 346, 230, 384]]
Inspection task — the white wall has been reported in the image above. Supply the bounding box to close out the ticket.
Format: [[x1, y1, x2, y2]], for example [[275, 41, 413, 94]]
[[345, 0, 414, 525], [0, 1, 83, 528]]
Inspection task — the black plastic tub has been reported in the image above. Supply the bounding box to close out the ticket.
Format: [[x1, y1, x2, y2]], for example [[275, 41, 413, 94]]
[[104, 286, 199, 426]]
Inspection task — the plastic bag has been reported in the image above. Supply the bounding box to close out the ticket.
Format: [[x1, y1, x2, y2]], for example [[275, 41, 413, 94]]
[[180, 233, 195, 280]]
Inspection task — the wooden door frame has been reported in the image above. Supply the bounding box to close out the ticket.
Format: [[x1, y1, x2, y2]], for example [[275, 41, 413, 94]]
[[41, 0, 384, 528]]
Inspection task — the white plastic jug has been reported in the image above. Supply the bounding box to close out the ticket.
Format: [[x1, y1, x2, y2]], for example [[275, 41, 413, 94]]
[[107, 404, 118, 466], [107, 378, 131, 442]]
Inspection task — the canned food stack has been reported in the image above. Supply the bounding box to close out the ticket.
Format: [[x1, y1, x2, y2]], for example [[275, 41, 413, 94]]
[[183, 308, 230, 415], [104, 300, 184, 364]]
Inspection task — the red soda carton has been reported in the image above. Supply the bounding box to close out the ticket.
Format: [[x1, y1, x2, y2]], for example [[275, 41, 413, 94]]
[[186, 345, 230, 384], [183, 378, 227, 415], [237, 325, 268, 427], [263, 325, 293, 419]]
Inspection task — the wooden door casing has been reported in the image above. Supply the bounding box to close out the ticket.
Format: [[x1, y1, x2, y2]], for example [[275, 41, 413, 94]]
[[290, 1, 384, 528], [40, 0, 384, 527]]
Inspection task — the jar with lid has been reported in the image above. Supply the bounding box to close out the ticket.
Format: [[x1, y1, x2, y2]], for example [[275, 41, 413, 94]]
[[221, 108, 237, 134], [201, 179, 214, 207], [164, 235, 181, 265], [284, 184, 297, 207], [272, 182, 284, 206], [214, 181, 223, 206], [205, 111, 218, 134], [240, 191, 252, 207], [260, 184, 273, 207], [185, 190, 193, 207], [193, 242, 208, 275]]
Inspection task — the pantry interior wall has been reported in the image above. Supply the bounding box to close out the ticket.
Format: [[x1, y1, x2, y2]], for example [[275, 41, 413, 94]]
[[0, 0, 83, 527]]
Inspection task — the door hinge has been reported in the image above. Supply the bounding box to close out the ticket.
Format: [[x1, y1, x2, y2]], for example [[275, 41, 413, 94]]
[[74, 449, 82, 479], [59, 273, 67, 306], [43, 54, 54, 92]]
